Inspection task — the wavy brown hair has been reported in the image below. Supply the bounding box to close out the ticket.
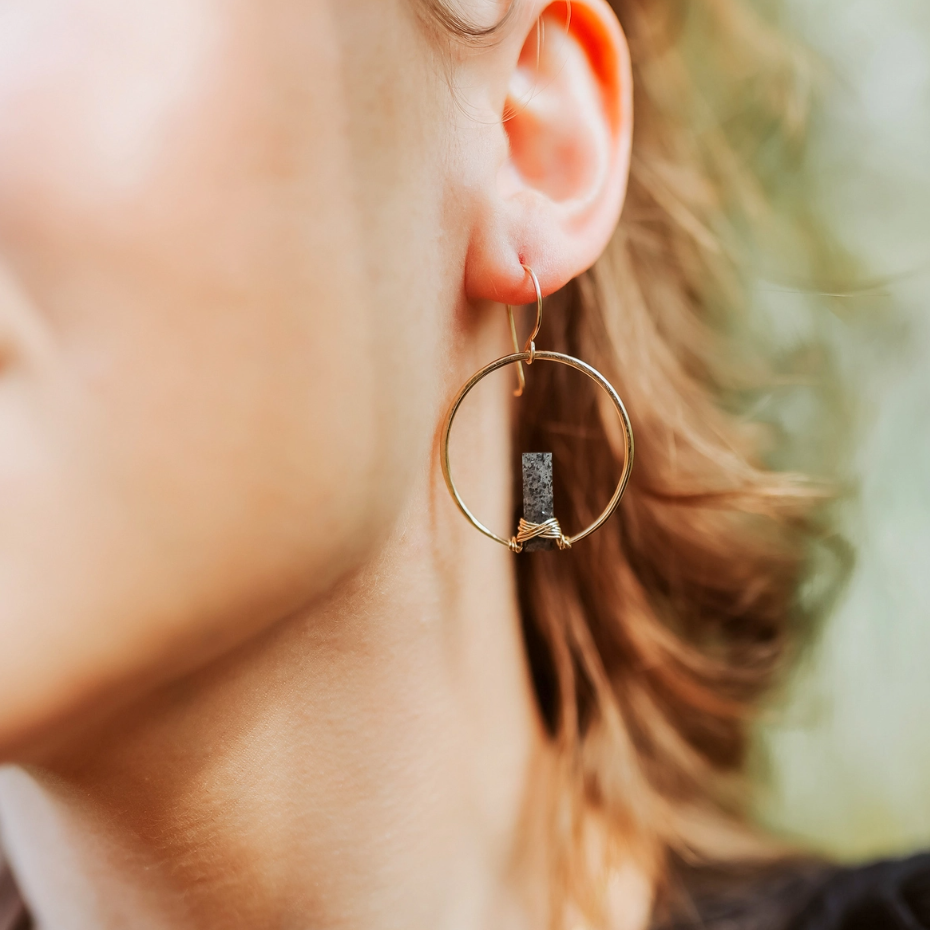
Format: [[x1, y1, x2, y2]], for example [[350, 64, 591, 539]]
[[422, 0, 847, 924]]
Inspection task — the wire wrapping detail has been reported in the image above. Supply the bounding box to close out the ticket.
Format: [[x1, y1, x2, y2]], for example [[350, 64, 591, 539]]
[[509, 517, 572, 553]]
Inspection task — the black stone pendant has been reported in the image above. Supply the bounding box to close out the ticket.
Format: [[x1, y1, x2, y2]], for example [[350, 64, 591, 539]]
[[521, 453, 555, 551]]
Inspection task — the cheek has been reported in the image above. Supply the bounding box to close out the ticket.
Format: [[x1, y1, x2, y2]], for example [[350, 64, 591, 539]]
[[0, 0, 224, 236], [0, 0, 412, 752]]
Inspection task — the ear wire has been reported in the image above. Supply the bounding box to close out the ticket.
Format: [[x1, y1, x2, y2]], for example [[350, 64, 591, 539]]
[[505, 265, 544, 396]]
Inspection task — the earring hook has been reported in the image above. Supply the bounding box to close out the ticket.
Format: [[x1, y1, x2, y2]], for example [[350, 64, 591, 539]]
[[506, 264, 543, 397]]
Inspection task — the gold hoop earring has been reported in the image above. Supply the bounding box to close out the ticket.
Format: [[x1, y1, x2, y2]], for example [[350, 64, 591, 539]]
[[440, 265, 634, 553]]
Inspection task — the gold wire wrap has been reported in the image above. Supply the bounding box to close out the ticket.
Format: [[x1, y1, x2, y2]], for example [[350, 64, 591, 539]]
[[509, 517, 572, 553]]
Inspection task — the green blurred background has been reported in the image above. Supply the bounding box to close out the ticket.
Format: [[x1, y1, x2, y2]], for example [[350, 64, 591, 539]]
[[751, 0, 930, 860]]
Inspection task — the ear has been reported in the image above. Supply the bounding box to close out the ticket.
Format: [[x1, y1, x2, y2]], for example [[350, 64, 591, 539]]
[[464, 0, 633, 306]]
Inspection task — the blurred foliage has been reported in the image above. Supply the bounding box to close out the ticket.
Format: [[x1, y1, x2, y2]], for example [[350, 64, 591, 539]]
[[714, 0, 930, 860]]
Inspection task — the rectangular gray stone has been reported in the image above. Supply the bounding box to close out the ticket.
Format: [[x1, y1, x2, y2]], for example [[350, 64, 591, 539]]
[[522, 452, 554, 551]]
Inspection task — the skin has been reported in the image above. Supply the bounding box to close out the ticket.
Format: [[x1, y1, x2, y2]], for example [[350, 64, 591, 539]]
[[0, 0, 636, 927]]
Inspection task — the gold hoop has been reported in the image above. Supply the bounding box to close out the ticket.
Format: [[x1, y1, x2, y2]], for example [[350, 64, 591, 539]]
[[440, 350, 635, 551]]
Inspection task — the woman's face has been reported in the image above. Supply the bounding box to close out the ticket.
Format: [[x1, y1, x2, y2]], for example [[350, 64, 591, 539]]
[[0, 0, 632, 756], [0, 0, 480, 753]]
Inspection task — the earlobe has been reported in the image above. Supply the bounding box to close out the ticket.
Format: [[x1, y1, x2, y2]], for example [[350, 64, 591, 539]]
[[465, 0, 633, 306]]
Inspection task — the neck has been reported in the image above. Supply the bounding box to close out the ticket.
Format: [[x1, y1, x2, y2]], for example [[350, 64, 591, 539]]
[[0, 341, 556, 930]]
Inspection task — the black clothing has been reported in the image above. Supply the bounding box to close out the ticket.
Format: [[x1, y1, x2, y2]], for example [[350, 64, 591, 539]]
[[658, 854, 930, 930], [0, 857, 28, 930]]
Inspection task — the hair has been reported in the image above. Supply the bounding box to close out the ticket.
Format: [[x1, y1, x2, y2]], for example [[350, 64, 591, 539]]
[[421, 0, 850, 925]]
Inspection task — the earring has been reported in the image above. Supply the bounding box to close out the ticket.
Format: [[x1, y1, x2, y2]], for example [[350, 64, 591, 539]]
[[440, 265, 634, 553]]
